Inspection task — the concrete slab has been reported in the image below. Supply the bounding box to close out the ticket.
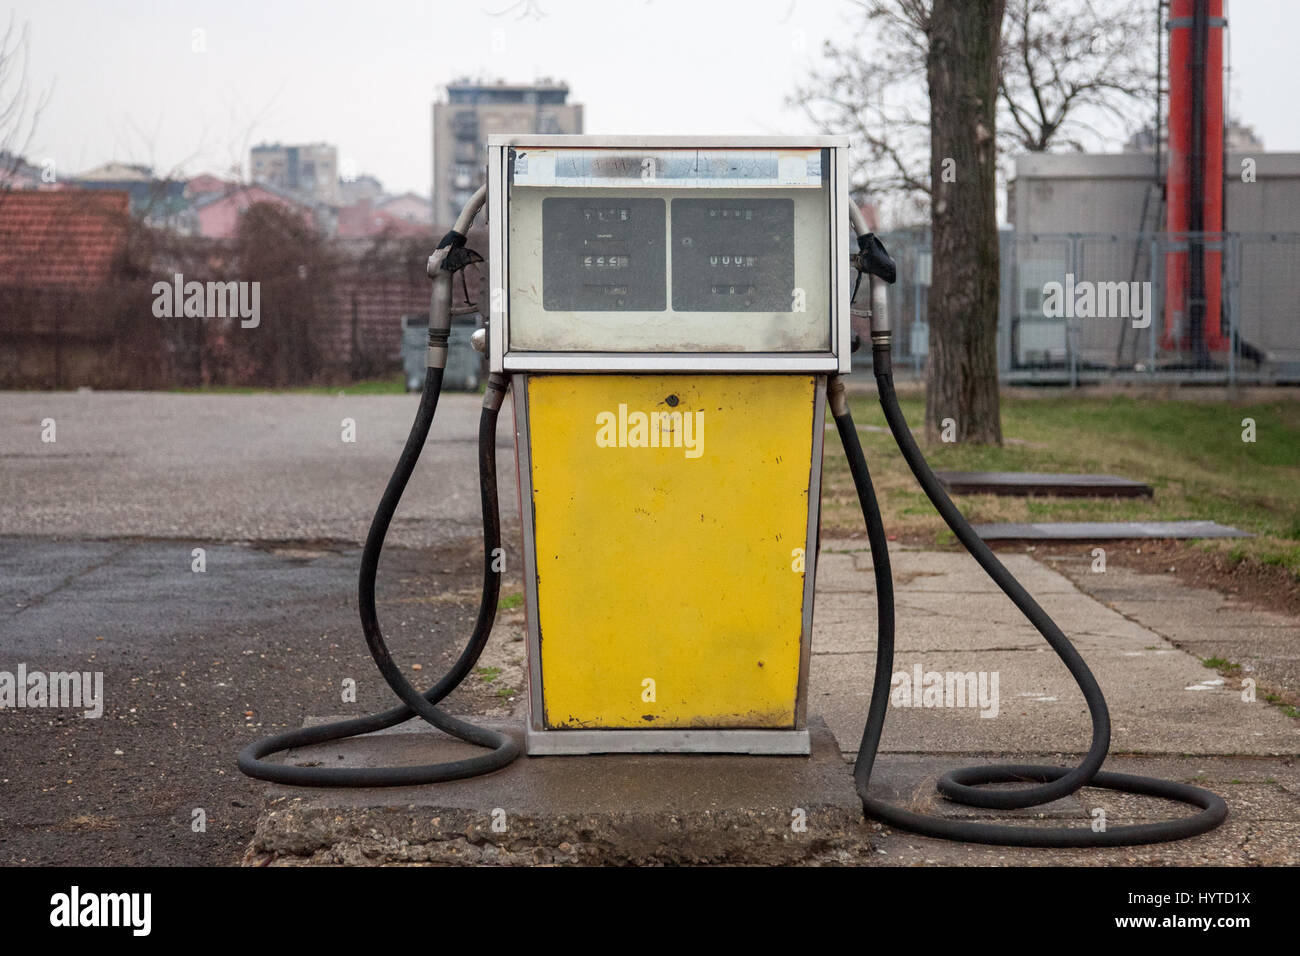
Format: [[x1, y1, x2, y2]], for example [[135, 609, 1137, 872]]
[[812, 606, 1154, 654], [812, 549, 872, 592], [853, 588, 1160, 643], [1098, 599, 1299, 633], [810, 649, 1298, 757], [974, 520, 1251, 540], [245, 716, 869, 866], [1169, 637, 1300, 665], [849, 549, 1082, 594], [815, 613, 1050, 654], [1047, 561, 1300, 717], [805, 544, 1300, 767], [935, 471, 1153, 498], [1066, 578, 1231, 605]]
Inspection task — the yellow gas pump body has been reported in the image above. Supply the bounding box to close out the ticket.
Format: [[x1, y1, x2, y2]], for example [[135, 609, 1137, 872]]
[[521, 372, 820, 732]]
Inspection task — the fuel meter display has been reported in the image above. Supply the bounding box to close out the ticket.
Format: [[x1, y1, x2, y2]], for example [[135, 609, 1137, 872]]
[[670, 198, 794, 312], [541, 197, 666, 311]]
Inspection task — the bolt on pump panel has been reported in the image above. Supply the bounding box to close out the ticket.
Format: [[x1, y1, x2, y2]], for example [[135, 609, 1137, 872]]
[[488, 135, 849, 755]]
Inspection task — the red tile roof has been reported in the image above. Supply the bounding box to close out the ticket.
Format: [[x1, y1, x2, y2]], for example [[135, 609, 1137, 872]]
[[0, 189, 130, 289], [337, 201, 432, 240], [185, 174, 233, 199]]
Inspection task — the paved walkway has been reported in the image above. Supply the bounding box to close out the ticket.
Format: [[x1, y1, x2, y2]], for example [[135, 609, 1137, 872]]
[[810, 541, 1300, 864]]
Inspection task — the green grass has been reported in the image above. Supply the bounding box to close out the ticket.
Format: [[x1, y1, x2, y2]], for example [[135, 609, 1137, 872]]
[[497, 592, 524, 611], [168, 373, 408, 395], [1201, 656, 1241, 674], [825, 392, 1300, 577], [475, 666, 502, 684], [1263, 692, 1300, 718]]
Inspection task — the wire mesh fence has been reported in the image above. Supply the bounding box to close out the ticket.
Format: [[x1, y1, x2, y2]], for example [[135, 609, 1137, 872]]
[[875, 229, 1300, 385]]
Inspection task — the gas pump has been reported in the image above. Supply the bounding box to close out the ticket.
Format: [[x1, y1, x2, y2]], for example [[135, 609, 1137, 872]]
[[240, 136, 1227, 848]]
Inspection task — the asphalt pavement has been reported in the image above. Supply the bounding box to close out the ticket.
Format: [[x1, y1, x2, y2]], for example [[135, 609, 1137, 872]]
[[0, 390, 518, 547], [0, 391, 517, 864]]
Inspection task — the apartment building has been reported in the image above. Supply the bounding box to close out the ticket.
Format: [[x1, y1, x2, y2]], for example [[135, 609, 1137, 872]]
[[431, 79, 582, 223], [249, 142, 341, 206]]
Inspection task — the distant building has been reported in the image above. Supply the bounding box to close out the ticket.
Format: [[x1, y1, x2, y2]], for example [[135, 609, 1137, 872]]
[[1124, 120, 1264, 156], [1225, 122, 1265, 154], [192, 182, 317, 240], [73, 161, 154, 185], [376, 192, 433, 226], [1005, 149, 1300, 375], [184, 174, 235, 204], [0, 190, 129, 289], [69, 162, 187, 228], [250, 143, 341, 206], [0, 151, 57, 190], [432, 78, 582, 223], [339, 173, 384, 206], [0, 190, 132, 388], [1007, 150, 1300, 237], [336, 200, 431, 240]]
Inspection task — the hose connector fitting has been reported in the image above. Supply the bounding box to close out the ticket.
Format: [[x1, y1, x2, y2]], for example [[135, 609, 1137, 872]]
[[869, 305, 892, 338], [827, 374, 849, 418], [871, 330, 893, 378], [482, 372, 509, 411], [426, 325, 449, 370]]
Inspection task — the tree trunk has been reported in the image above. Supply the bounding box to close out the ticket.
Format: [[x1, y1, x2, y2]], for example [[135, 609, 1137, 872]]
[[924, 0, 1006, 445]]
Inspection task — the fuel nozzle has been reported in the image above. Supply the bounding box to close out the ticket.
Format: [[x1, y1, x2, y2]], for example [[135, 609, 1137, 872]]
[[851, 231, 896, 346], [855, 232, 896, 285]]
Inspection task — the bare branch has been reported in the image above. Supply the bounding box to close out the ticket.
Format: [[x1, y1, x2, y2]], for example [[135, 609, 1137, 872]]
[[0, 14, 53, 190], [793, 0, 1158, 219]]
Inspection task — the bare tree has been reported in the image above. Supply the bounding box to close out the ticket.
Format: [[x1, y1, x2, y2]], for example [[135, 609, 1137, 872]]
[[999, 0, 1158, 152], [218, 82, 286, 184], [0, 14, 52, 189], [233, 202, 336, 386], [795, 0, 1156, 444], [794, 0, 1158, 212], [928, 0, 1006, 445], [794, 1, 932, 220]]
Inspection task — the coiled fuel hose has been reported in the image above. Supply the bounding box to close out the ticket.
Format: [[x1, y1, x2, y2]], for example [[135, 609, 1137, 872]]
[[239, 186, 520, 786], [831, 289, 1228, 845]]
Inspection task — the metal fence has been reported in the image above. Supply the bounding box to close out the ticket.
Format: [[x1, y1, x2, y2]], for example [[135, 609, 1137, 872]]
[[871, 230, 1300, 385]]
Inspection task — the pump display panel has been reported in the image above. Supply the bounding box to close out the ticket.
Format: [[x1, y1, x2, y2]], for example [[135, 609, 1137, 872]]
[[669, 197, 794, 313], [541, 197, 666, 311], [488, 136, 849, 372]]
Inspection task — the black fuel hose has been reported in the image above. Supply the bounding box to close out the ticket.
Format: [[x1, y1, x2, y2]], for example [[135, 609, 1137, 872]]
[[832, 344, 1228, 846], [237, 369, 520, 786]]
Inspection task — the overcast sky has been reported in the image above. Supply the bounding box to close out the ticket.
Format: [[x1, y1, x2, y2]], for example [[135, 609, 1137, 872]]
[[9, 0, 1300, 198]]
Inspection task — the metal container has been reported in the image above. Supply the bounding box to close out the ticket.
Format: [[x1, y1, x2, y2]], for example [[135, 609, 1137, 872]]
[[401, 313, 484, 392]]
